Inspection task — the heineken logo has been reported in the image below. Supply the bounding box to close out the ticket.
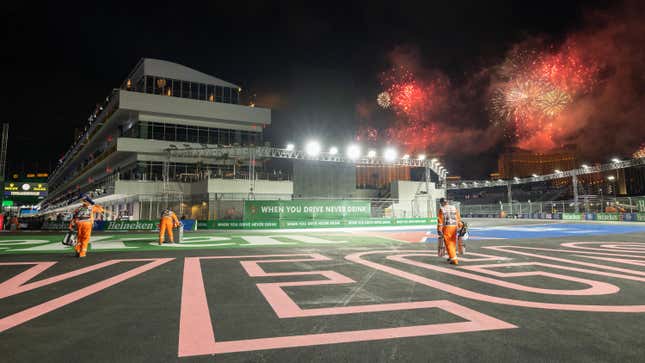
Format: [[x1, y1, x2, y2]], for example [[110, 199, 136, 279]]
[[106, 221, 156, 230]]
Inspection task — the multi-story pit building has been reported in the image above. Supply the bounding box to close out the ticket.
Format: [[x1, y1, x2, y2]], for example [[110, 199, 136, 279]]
[[43, 58, 292, 219]]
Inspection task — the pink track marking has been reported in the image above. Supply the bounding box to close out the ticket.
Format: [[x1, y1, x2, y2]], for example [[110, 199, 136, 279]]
[[178, 254, 516, 357], [573, 255, 645, 267], [560, 242, 645, 253], [484, 246, 645, 277], [388, 254, 619, 296], [0, 258, 173, 333], [482, 245, 645, 260], [451, 252, 511, 262], [346, 250, 645, 312], [0, 260, 119, 299]]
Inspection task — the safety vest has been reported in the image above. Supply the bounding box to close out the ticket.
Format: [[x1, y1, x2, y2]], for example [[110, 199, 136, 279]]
[[440, 205, 459, 226], [76, 206, 92, 220]]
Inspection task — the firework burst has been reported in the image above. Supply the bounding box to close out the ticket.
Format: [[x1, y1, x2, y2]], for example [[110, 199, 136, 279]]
[[376, 91, 391, 108], [489, 39, 598, 148]]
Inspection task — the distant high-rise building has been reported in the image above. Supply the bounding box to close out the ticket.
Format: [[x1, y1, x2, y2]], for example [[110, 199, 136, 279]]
[[497, 146, 577, 179]]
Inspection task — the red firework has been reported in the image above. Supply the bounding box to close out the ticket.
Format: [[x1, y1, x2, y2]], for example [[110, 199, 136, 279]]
[[372, 65, 446, 153], [490, 39, 600, 150]]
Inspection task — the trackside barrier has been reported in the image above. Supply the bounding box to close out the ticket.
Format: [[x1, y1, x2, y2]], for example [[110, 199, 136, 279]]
[[196, 218, 438, 230], [461, 212, 645, 222], [40, 220, 198, 231]]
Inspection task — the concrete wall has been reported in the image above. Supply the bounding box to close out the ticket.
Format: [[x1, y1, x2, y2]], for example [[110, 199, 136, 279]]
[[293, 160, 357, 198], [390, 180, 446, 218]]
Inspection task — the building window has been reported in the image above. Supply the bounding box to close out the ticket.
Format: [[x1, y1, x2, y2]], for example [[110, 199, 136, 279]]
[[153, 123, 164, 140], [172, 79, 181, 97], [155, 78, 167, 95], [190, 83, 200, 99], [215, 86, 223, 102], [207, 85, 215, 102], [198, 127, 209, 144], [164, 124, 175, 141], [186, 127, 198, 141], [223, 87, 231, 103], [135, 77, 145, 92], [231, 89, 239, 104], [219, 129, 230, 145], [182, 81, 190, 98], [199, 84, 206, 101], [145, 76, 154, 94], [176, 125, 187, 142]]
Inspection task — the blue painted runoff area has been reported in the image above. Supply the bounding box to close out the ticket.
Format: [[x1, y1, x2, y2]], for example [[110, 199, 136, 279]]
[[463, 223, 645, 239]]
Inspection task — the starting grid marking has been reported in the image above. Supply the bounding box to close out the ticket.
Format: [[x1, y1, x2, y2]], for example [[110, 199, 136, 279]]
[[1, 242, 645, 357]]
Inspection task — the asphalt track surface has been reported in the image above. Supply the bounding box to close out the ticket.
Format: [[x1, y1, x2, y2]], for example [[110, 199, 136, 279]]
[[2, 219, 645, 362]]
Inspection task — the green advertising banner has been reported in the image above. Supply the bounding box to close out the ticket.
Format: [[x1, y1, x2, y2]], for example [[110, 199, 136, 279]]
[[595, 213, 621, 221], [562, 213, 584, 220], [637, 213, 645, 222], [201, 217, 438, 230], [244, 200, 371, 220], [212, 220, 280, 229]]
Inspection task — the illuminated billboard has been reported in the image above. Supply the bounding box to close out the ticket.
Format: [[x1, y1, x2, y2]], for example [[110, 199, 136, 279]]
[[3, 182, 48, 197]]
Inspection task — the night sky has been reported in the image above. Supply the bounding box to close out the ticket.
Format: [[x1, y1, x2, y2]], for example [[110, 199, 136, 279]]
[[7, 0, 641, 178]]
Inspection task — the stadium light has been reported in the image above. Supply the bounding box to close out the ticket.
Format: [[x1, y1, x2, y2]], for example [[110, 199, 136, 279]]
[[402, 154, 410, 160], [532, 174, 538, 177], [346, 145, 361, 160], [581, 164, 590, 169], [305, 141, 321, 156], [611, 158, 621, 163], [329, 146, 338, 155], [607, 175, 616, 181], [418, 154, 426, 161], [384, 148, 397, 161], [554, 169, 562, 173], [431, 158, 438, 162], [513, 177, 520, 181], [286, 143, 295, 151], [367, 150, 377, 158]]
